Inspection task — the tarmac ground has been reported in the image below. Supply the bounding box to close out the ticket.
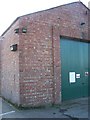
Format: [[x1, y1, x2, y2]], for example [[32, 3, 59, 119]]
[[0, 97, 89, 119]]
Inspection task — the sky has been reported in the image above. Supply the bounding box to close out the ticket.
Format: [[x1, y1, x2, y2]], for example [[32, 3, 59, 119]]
[[0, 0, 89, 36]]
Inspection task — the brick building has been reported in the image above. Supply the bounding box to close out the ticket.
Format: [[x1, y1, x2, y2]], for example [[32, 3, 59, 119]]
[[0, 2, 90, 107]]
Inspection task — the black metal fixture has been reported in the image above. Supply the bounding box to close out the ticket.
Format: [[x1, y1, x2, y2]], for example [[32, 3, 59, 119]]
[[58, 17, 60, 19], [10, 44, 17, 51], [22, 28, 27, 33], [80, 22, 85, 26], [14, 28, 19, 33]]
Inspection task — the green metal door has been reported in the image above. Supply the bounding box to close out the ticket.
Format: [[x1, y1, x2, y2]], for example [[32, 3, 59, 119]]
[[60, 37, 88, 101]]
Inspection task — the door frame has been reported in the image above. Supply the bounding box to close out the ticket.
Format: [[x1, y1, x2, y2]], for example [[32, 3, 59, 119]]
[[60, 36, 89, 102]]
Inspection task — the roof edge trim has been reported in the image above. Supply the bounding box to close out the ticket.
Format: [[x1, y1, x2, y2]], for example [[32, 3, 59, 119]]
[[1, 1, 89, 36], [1, 17, 19, 36]]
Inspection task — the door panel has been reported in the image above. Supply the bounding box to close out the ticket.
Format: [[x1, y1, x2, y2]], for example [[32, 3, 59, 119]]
[[60, 38, 88, 101]]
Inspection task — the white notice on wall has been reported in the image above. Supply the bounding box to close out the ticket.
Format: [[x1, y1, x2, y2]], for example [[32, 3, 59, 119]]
[[76, 74, 80, 78], [69, 72, 76, 83]]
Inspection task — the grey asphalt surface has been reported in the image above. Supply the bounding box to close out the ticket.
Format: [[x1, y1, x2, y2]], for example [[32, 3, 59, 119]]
[[0, 97, 89, 119]]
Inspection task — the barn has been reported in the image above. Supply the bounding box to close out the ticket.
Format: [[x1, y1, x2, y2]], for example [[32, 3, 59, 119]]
[[0, 1, 90, 107]]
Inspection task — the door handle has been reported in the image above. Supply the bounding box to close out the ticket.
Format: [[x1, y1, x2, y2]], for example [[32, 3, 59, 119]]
[[85, 72, 88, 76]]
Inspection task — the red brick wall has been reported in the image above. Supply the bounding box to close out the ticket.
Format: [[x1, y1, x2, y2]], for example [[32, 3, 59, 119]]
[[1, 2, 89, 107], [1, 20, 20, 105], [18, 2, 89, 106], [20, 2, 88, 39], [19, 22, 57, 106]]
